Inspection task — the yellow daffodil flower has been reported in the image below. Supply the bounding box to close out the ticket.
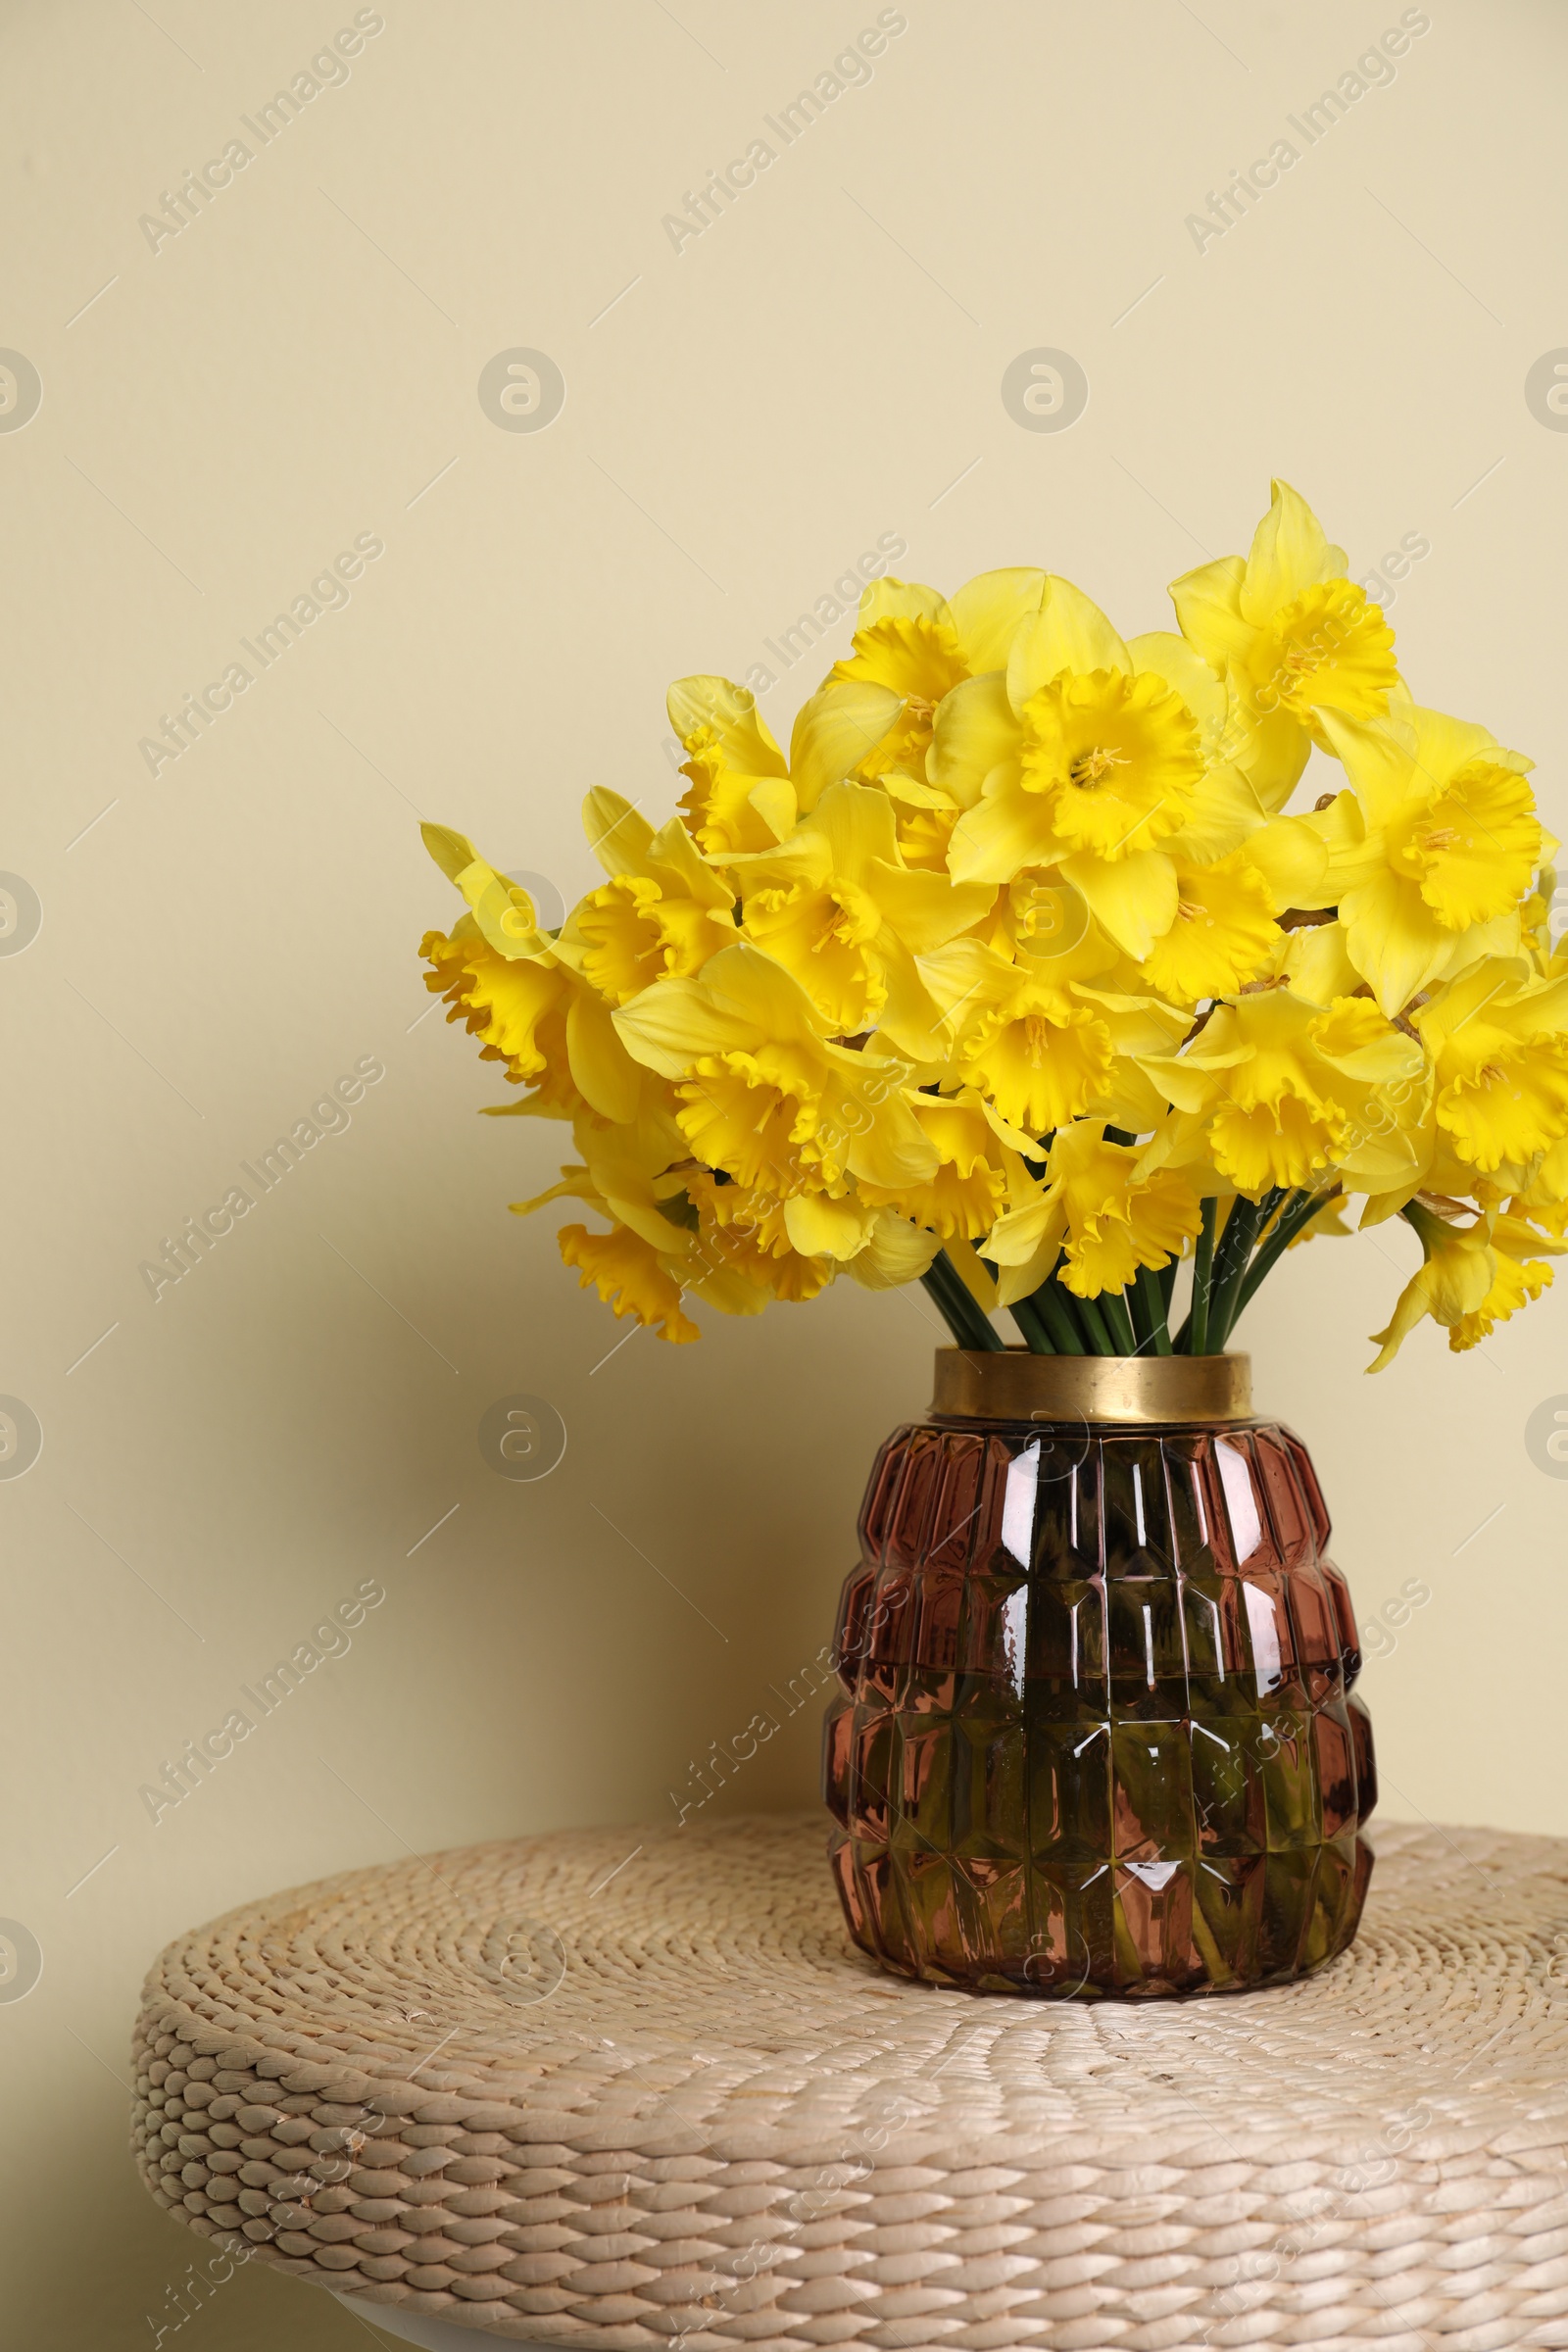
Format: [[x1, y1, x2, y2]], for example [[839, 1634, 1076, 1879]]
[[934, 587, 1294, 970], [825, 568, 1047, 864], [1143, 988, 1423, 1194], [564, 789, 736, 1004], [1365, 1200, 1494, 1370], [611, 941, 939, 1201], [682, 1172, 833, 1302], [981, 1120, 1201, 1302], [1362, 1195, 1564, 1368], [1171, 478, 1400, 808], [917, 928, 1189, 1136], [1316, 704, 1545, 1015], [1413, 957, 1568, 1176], [938, 576, 1206, 880], [514, 1093, 695, 1254], [422, 924, 578, 1112], [1137, 849, 1280, 1004], [515, 1104, 708, 1344], [670, 673, 900, 856], [419, 828, 644, 1122], [726, 780, 994, 1046], [856, 1089, 1035, 1240]]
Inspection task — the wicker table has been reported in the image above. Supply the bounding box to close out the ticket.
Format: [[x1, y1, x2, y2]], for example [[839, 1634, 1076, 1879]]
[[133, 1814, 1568, 2350]]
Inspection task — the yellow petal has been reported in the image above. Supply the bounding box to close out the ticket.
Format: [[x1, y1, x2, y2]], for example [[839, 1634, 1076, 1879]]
[[1310, 997, 1424, 1084], [1128, 630, 1231, 737], [1073, 987, 1189, 1058], [807, 779, 900, 877], [841, 1209, 942, 1290], [421, 821, 481, 885], [1338, 1114, 1431, 1193], [1366, 1213, 1494, 1371], [612, 973, 747, 1077], [1060, 849, 1179, 960], [842, 1080, 942, 1190], [431, 843, 554, 961], [583, 790, 656, 878], [927, 671, 1019, 808], [745, 774, 797, 842], [667, 674, 787, 774], [1242, 478, 1336, 621], [511, 1164, 597, 1216], [559, 1222, 699, 1342], [1245, 814, 1330, 909], [950, 785, 1064, 884], [705, 941, 828, 1044], [980, 1188, 1069, 1305], [1297, 788, 1377, 897], [1007, 576, 1131, 706], [871, 936, 951, 1062], [466, 866, 554, 960], [1138, 853, 1277, 1003], [1366, 1263, 1437, 1371], [1340, 869, 1460, 1016], [1224, 687, 1310, 812], [783, 1190, 879, 1260], [948, 567, 1046, 671], [645, 814, 735, 910], [1282, 917, 1365, 1004], [684, 1259, 774, 1316], [1168, 555, 1250, 674], [914, 935, 1013, 1023], [566, 988, 643, 1121], [1408, 702, 1500, 781], [865, 858, 996, 953], [855, 576, 952, 631], [1160, 760, 1266, 866], [882, 773, 958, 811], [790, 680, 904, 812], [1315, 708, 1417, 831]]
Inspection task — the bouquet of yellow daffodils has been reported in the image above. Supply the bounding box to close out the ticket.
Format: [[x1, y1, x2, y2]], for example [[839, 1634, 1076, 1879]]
[[420, 482, 1567, 1371]]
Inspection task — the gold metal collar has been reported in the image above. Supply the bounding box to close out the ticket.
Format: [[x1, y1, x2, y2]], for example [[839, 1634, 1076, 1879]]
[[931, 1348, 1253, 1424]]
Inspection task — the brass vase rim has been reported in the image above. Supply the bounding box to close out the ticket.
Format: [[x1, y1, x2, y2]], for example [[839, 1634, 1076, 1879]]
[[930, 1347, 1253, 1425]]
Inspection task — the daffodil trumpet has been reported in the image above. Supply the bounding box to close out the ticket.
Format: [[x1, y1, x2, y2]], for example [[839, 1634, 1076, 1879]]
[[420, 481, 1562, 1374]]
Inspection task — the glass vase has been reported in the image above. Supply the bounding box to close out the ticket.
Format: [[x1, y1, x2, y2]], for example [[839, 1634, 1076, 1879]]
[[823, 1349, 1375, 1997]]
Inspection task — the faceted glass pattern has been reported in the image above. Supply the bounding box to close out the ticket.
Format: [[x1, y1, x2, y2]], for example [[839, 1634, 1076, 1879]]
[[824, 1413, 1376, 1997]]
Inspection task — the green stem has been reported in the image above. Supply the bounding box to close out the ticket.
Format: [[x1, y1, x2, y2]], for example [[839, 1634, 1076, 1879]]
[[1206, 1190, 1284, 1351], [1126, 1269, 1156, 1351], [1101, 1288, 1139, 1356], [920, 1249, 1004, 1350], [1158, 1254, 1180, 1314], [1184, 1196, 1218, 1356], [1137, 1264, 1173, 1354], [1027, 1268, 1087, 1353], [1009, 1295, 1057, 1354], [1226, 1186, 1339, 1335], [918, 1263, 975, 1348], [1073, 1289, 1117, 1356]]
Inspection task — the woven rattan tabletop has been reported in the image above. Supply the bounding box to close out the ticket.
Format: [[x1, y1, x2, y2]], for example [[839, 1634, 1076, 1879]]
[[134, 1814, 1568, 2350]]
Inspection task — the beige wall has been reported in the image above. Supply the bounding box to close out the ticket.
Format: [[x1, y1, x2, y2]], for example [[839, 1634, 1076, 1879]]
[[4, 0, 1566, 2340]]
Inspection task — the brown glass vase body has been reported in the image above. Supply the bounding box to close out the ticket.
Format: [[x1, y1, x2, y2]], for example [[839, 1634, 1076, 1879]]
[[824, 1372, 1376, 1997]]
